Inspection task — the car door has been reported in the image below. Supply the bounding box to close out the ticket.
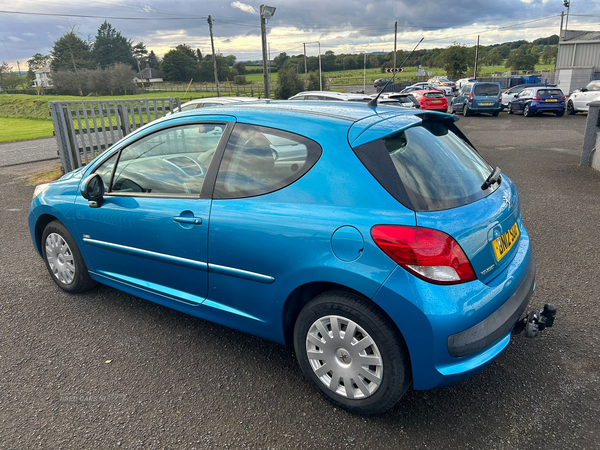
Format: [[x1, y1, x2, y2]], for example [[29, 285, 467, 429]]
[[206, 122, 322, 325], [513, 89, 530, 112], [73, 117, 234, 305]]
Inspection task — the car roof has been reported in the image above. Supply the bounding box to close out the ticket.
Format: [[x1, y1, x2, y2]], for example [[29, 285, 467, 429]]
[[291, 91, 369, 100], [160, 100, 453, 147], [412, 89, 444, 93]]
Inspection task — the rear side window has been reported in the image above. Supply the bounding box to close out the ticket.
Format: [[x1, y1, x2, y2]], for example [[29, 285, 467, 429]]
[[474, 84, 500, 96], [537, 89, 563, 96], [424, 92, 444, 99], [214, 124, 322, 199], [352, 119, 497, 211]]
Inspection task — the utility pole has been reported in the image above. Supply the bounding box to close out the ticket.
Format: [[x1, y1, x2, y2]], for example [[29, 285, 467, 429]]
[[392, 21, 398, 85], [474, 35, 480, 79], [207, 15, 220, 97], [260, 5, 276, 99], [317, 41, 322, 90], [364, 52, 366, 94], [564, 1, 571, 34], [559, 11, 565, 41]]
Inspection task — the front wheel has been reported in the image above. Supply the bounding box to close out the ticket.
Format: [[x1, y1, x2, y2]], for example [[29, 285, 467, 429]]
[[507, 106, 514, 115], [566, 100, 576, 115], [556, 110, 565, 117], [524, 104, 532, 117], [41, 220, 97, 293], [294, 291, 411, 415]]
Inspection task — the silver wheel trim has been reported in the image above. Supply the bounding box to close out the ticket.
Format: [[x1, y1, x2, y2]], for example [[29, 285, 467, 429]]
[[306, 315, 383, 399], [45, 233, 76, 285]]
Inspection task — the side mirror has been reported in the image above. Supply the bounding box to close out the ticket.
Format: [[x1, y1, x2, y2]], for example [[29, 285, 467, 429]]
[[81, 174, 104, 208], [581, 88, 588, 92]]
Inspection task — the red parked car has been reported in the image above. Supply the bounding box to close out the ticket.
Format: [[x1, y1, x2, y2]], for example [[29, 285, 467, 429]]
[[411, 89, 448, 112]]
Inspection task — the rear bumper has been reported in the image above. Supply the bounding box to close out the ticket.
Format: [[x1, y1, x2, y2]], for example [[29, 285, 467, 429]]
[[529, 102, 565, 112], [372, 226, 534, 390]]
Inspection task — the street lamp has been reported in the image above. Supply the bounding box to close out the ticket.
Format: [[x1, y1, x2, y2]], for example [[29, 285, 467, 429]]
[[260, 4, 276, 98], [564, 0, 571, 32], [304, 41, 322, 90]]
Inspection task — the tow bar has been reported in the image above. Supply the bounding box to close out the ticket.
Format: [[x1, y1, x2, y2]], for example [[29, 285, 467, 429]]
[[513, 303, 557, 338]]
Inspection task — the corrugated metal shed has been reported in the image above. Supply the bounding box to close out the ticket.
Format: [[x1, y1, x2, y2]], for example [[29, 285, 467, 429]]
[[557, 31, 600, 69]]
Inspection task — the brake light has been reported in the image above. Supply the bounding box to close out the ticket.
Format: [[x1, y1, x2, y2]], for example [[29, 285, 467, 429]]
[[371, 225, 476, 285], [560, 96, 566, 100], [533, 96, 542, 100], [469, 92, 473, 103], [499, 93, 502, 102]]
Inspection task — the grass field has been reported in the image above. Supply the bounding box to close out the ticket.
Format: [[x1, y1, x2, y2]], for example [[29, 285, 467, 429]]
[[0, 117, 54, 143]]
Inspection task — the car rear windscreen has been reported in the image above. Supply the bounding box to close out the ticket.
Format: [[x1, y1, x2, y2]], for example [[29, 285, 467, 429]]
[[352, 120, 497, 211], [537, 89, 563, 96], [473, 84, 500, 96], [424, 92, 445, 99]]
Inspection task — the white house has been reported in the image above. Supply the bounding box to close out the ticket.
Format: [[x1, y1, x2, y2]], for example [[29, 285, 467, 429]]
[[135, 64, 164, 83], [34, 64, 53, 88]]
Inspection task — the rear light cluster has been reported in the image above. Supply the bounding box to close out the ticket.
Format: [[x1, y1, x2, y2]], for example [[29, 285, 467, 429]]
[[499, 93, 502, 102], [560, 96, 566, 100], [533, 96, 542, 101], [469, 92, 473, 103], [371, 225, 476, 285]]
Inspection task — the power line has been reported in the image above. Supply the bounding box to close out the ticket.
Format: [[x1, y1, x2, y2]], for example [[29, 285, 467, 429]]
[[0, 9, 207, 20]]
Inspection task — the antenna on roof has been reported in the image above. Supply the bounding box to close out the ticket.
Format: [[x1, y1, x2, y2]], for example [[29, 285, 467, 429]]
[[367, 37, 425, 107]]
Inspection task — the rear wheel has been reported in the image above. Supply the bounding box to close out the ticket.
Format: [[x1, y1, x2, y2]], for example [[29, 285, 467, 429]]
[[41, 220, 97, 293], [463, 104, 470, 117], [492, 111, 500, 117], [524, 104, 532, 117], [566, 100, 576, 115], [556, 110, 565, 117], [294, 291, 411, 415]]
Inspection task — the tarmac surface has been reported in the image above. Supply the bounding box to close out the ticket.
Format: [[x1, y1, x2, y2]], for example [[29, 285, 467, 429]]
[[0, 112, 599, 449]]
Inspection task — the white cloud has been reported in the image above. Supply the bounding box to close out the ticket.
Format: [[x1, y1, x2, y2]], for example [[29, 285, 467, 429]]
[[366, 3, 375, 13], [7, 36, 24, 42], [231, 1, 258, 15], [23, 33, 36, 37]]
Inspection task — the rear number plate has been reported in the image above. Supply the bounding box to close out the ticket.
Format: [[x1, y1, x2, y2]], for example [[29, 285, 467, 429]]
[[480, 102, 492, 106], [431, 100, 442, 104], [546, 99, 558, 102], [492, 223, 520, 261]]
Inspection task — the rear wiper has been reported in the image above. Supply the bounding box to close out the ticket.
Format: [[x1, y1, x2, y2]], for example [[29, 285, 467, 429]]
[[481, 166, 501, 190]]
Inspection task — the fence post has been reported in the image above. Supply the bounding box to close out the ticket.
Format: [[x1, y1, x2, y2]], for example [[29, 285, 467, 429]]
[[117, 103, 128, 137], [581, 100, 600, 170]]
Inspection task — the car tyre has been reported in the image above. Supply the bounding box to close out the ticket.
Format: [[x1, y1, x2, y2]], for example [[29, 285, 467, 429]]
[[524, 104, 532, 117], [566, 100, 576, 115], [492, 111, 500, 117], [463, 104, 470, 117], [294, 290, 411, 416], [41, 220, 97, 293], [507, 106, 514, 115], [556, 110, 565, 117]]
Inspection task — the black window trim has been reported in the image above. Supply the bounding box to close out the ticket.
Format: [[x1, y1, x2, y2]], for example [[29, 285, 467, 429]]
[[93, 120, 235, 200]]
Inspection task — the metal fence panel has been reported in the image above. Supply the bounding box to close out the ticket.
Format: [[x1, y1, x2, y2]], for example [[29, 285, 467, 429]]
[[50, 97, 179, 173]]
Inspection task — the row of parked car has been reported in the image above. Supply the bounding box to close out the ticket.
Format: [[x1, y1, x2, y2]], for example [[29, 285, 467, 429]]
[[171, 77, 600, 119]]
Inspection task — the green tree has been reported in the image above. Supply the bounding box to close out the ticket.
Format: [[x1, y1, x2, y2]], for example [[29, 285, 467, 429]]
[[275, 67, 303, 99], [541, 47, 558, 65], [437, 44, 469, 78], [91, 21, 135, 69], [26, 53, 51, 86], [233, 62, 247, 75], [272, 52, 289, 71], [50, 31, 94, 72], [175, 44, 197, 60], [160, 49, 198, 81], [0, 61, 12, 90], [485, 48, 504, 66], [322, 50, 336, 71], [306, 70, 326, 90], [505, 49, 538, 71], [147, 51, 160, 69], [198, 54, 232, 82]]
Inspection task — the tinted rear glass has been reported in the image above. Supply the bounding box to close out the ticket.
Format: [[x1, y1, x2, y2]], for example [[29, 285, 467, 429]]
[[424, 92, 444, 99], [474, 84, 500, 96], [537, 89, 563, 96], [353, 120, 497, 211]]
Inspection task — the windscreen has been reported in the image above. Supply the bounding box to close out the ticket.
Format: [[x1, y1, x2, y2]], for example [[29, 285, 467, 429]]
[[424, 92, 445, 99], [537, 89, 563, 96], [353, 119, 498, 211], [474, 84, 500, 96]]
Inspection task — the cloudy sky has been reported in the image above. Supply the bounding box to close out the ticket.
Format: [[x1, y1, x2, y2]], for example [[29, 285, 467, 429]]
[[1, 0, 599, 68]]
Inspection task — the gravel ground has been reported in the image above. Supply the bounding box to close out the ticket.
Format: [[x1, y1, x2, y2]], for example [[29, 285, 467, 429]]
[[0, 112, 598, 449]]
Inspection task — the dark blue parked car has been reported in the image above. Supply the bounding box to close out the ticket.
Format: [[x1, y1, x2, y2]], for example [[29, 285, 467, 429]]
[[29, 101, 551, 415], [508, 86, 566, 117], [451, 82, 502, 116]]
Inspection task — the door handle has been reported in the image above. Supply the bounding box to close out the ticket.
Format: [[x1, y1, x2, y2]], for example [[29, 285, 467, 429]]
[[173, 216, 202, 225]]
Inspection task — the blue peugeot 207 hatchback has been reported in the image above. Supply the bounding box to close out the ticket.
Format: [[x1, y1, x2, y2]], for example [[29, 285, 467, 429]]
[[29, 101, 554, 415]]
